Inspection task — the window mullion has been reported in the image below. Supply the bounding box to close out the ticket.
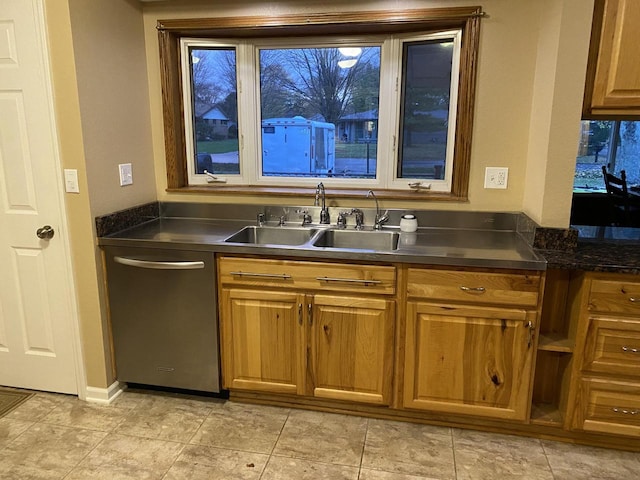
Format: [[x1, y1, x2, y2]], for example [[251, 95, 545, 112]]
[[378, 36, 401, 190], [236, 41, 259, 185]]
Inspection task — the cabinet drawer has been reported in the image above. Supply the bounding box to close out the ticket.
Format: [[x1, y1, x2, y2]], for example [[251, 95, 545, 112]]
[[406, 268, 540, 307], [218, 257, 395, 294], [588, 278, 640, 314], [574, 378, 640, 437], [583, 317, 640, 378]]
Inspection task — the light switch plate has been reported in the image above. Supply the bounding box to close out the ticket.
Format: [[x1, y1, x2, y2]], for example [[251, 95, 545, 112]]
[[118, 163, 133, 186], [484, 167, 508, 189], [63, 169, 79, 193]]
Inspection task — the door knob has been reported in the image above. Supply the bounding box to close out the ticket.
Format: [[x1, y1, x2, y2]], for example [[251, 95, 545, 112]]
[[36, 225, 55, 240]]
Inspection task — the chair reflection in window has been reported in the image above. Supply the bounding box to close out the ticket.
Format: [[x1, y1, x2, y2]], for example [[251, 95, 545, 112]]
[[602, 166, 640, 227]]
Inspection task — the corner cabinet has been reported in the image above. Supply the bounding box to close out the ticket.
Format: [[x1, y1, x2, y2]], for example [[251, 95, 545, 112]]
[[402, 267, 543, 421], [218, 256, 396, 406], [583, 0, 640, 117]]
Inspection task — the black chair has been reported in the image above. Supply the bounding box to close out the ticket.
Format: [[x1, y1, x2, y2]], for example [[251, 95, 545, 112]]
[[602, 166, 640, 226]]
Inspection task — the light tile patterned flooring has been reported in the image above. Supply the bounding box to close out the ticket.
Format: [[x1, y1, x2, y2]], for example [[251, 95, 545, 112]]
[[0, 388, 639, 479]]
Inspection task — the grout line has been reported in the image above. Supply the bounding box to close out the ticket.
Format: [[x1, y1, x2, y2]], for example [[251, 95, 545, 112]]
[[540, 439, 558, 480], [357, 417, 369, 479], [451, 427, 458, 480], [258, 407, 291, 479]]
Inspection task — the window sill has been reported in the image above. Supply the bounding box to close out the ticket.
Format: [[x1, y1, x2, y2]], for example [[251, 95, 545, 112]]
[[166, 185, 468, 202]]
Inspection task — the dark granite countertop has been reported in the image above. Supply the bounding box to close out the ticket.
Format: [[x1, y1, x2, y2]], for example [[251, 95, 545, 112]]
[[540, 225, 640, 274]]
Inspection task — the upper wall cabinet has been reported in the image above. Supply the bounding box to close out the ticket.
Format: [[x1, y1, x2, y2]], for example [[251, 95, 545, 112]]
[[584, 0, 640, 118]]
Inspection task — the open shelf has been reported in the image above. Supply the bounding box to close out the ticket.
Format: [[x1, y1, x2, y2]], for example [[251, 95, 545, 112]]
[[530, 402, 564, 426], [538, 332, 573, 353]]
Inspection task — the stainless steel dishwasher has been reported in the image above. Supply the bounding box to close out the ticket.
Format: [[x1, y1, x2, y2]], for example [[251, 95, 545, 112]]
[[104, 246, 220, 392]]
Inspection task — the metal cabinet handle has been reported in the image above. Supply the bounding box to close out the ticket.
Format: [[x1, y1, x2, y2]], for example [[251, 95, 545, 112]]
[[229, 271, 292, 279], [525, 320, 535, 348], [460, 286, 486, 293], [36, 225, 55, 240], [612, 407, 639, 415], [315, 276, 381, 285], [298, 304, 303, 325], [308, 303, 313, 326], [622, 346, 640, 353], [630, 297, 640, 303], [114, 256, 204, 270]]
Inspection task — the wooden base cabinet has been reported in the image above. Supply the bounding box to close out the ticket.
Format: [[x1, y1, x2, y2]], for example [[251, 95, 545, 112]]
[[220, 288, 306, 395], [403, 302, 537, 420], [403, 267, 542, 421], [570, 273, 640, 438], [218, 257, 396, 406], [311, 295, 394, 405]]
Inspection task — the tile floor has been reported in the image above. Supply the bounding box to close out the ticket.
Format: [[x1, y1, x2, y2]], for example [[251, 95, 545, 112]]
[[0, 388, 639, 479]]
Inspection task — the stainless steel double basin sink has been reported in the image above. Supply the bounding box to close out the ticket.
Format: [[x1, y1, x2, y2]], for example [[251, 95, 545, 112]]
[[224, 225, 399, 251]]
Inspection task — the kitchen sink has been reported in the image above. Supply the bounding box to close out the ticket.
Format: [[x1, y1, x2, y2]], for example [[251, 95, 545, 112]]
[[312, 229, 399, 251], [224, 226, 318, 246]]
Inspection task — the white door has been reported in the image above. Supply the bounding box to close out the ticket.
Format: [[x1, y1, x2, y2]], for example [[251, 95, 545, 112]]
[[0, 0, 80, 394]]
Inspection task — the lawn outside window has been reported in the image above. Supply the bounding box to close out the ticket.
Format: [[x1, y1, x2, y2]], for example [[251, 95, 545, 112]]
[[158, 7, 482, 199]]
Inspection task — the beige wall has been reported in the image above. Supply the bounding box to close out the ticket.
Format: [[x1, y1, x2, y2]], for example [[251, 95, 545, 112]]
[[45, 0, 157, 389], [142, 0, 594, 226]]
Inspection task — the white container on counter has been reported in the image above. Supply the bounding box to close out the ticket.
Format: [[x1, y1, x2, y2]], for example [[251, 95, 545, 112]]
[[400, 214, 418, 232]]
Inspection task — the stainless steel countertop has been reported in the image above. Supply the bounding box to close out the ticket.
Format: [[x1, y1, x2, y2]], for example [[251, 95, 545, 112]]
[[98, 216, 546, 271]]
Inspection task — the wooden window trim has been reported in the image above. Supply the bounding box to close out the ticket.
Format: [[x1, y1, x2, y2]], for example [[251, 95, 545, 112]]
[[157, 7, 483, 200]]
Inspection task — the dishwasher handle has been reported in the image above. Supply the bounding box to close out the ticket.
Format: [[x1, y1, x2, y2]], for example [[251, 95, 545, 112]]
[[114, 256, 205, 270]]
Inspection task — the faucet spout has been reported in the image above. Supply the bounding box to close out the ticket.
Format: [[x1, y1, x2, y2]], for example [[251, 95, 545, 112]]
[[317, 183, 330, 224], [367, 190, 389, 230]]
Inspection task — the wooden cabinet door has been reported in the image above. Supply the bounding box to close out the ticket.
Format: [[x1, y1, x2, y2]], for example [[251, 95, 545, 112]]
[[403, 302, 536, 420], [310, 295, 395, 405], [586, 0, 640, 115], [220, 288, 306, 394]]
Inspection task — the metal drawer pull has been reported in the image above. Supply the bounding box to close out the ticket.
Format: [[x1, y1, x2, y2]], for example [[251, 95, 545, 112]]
[[612, 407, 639, 415], [630, 297, 640, 303], [316, 276, 382, 285], [622, 346, 640, 353], [114, 256, 205, 270], [460, 286, 486, 293], [229, 271, 292, 279]]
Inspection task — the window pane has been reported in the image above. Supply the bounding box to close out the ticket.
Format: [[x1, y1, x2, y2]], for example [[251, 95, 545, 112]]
[[398, 40, 453, 179], [259, 46, 381, 178], [575, 120, 640, 192], [190, 47, 239, 175]]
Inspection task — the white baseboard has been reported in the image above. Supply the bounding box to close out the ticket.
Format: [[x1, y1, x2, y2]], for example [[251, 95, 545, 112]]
[[84, 381, 125, 404]]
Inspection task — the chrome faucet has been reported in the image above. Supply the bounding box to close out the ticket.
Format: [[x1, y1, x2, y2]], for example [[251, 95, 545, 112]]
[[351, 208, 365, 230], [316, 183, 330, 224], [367, 190, 389, 230]]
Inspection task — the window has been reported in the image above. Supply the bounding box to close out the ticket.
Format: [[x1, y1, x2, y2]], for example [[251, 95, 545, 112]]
[[158, 8, 482, 198], [574, 120, 640, 192]]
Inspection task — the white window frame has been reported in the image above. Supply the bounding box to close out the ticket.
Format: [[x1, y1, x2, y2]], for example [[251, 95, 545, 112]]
[[181, 30, 462, 192]]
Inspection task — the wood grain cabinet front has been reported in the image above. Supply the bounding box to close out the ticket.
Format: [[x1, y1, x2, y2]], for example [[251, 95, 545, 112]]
[[403, 268, 543, 421], [220, 288, 306, 395], [573, 378, 640, 437], [571, 273, 640, 437], [584, 0, 640, 117], [218, 256, 396, 406]]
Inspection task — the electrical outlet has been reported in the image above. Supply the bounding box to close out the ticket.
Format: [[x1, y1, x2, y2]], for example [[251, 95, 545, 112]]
[[118, 163, 133, 186], [484, 167, 508, 189]]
